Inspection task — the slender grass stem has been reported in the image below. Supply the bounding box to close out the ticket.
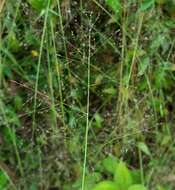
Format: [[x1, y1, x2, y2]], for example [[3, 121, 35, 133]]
[[50, 20, 66, 127], [127, 13, 144, 88], [46, 29, 57, 129], [0, 165, 17, 190], [56, 0, 71, 81], [116, 0, 127, 135], [0, 20, 2, 87], [32, 0, 50, 138], [81, 20, 91, 190], [139, 149, 144, 184]]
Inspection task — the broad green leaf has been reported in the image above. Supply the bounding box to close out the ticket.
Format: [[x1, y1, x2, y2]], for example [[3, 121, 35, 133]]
[[28, 0, 49, 11], [131, 170, 142, 184], [128, 184, 148, 190], [161, 135, 171, 146], [140, 0, 155, 11], [92, 181, 118, 190], [138, 142, 151, 157], [106, 0, 121, 20], [114, 161, 133, 190], [102, 156, 118, 174]]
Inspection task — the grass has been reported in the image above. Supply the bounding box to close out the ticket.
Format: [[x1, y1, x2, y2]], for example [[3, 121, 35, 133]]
[[0, 0, 175, 189], [81, 17, 91, 190], [32, 0, 50, 138]]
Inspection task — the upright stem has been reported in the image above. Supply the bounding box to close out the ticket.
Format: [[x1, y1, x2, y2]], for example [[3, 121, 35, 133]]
[[81, 20, 91, 190]]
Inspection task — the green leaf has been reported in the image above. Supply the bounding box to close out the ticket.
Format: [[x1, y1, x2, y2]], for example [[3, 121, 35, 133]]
[[7, 33, 20, 52], [0, 170, 8, 189], [14, 96, 23, 111], [2, 127, 16, 144], [114, 161, 133, 190], [103, 87, 116, 96], [92, 181, 118, 190], [140, 0, 155, 11], [138, 142, 151, 157], [131, 170, 142, 184], [28, 0, 49, 11], [154, 65, 171, 89], [94, 113, 103, 129], [161, 135, 171, 146], [102, 156, 118, 174], [138, 57, 149, 76], [128, 184, 148, 190], [106, 0, 121, 19]]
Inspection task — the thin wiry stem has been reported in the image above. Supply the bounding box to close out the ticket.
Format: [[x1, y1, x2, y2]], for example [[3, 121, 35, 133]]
[[46, 29, 57, 129], [127, 13, 144, 88], [116, 0, 127, 134], [139, 149, 144, 184], [56, 0, 71, 81], [32, 0, 50, 138], [0, 164, 17, 190], [50, 20, 66, 127], [81, 20, 91, 190]]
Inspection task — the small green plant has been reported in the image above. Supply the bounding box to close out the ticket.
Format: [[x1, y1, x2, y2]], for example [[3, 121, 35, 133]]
[[92, 159, 147, 190], [0, 170, 8, 189]]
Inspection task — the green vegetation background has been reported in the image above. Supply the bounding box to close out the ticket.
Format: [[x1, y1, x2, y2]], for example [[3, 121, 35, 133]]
[[0, 0, 175, 189]]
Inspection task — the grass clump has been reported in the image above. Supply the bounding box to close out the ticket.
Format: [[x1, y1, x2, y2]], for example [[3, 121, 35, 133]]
[[0, 0, 175, 189]]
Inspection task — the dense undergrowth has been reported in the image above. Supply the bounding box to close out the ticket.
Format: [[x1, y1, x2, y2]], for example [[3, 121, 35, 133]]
[[0, 0, 175, 189]]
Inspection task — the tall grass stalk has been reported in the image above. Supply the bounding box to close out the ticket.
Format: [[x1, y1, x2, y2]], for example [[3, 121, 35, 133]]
[[32, 0, 50, 138], [81, 19, 92, 190], [56, 0, 71, 82], [50, 20, 66, 127]]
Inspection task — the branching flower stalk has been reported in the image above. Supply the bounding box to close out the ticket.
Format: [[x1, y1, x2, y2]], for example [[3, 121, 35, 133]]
[[81, 18, 92, 190]]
